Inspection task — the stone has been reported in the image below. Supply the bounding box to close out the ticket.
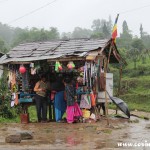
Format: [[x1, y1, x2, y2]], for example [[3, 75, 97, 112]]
[[5, 134, 21, 143], [145, 124, 150, 129], [78, 127, 84, 131], [18, 131, 33, 140], [128, 119, 139, 123]]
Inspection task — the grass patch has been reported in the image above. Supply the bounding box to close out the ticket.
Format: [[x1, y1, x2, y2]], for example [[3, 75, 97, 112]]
[[119, 94, 150, 112], [0, 116, 20, 123]]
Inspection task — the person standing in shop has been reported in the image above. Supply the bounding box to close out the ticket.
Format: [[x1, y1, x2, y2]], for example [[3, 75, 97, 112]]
[[64, 77, 82, 123], [34, 74, 49, 123]]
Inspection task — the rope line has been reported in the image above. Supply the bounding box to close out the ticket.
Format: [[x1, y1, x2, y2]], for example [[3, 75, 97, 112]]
[[7, 0, 59, 24], [119, 3, 150, 14]]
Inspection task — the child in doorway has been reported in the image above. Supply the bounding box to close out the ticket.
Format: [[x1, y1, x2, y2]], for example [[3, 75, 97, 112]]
[[64, 77, 82, 123]]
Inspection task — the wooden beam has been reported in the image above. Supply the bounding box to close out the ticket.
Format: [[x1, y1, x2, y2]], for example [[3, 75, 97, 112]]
[[47, 57, 86, 62], [8, 62, 31, 64]]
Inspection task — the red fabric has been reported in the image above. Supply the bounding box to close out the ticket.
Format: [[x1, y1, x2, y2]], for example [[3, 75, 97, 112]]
[[50, 91, 56, 101]]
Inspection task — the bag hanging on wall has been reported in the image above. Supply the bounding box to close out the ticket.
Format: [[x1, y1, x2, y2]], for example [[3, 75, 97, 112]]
[[80, 94, 91, 109]]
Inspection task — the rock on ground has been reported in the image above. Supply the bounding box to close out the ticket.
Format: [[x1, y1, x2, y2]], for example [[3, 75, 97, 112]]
[[5, 134, 21, 143]]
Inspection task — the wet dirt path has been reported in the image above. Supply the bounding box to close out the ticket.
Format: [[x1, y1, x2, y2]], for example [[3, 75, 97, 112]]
[[0, 111, 150, 150]]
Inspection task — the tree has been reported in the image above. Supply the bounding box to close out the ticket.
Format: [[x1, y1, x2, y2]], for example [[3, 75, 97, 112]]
[[61, 32, 72, 40], [91, 18, 112, 39], [48, 27, 60, 40], [140, 24, 144, 39], [120, 20, 132, 40], [12, 27, 60, 47], [131, 38, 145, 51], [91, 32, 104, 39], [72, 27, 92, 38], [140, 49, 149, 64], [0, 37, 8, 53], [139, 24, 150, 49], [91, 19, 101, 33], [102, 22, 110, 38], [128, 48, 140, 69], [118, 20, 133, 49]]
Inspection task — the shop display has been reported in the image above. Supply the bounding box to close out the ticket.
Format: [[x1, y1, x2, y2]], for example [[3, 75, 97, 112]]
[[6, 59, 108, 123]]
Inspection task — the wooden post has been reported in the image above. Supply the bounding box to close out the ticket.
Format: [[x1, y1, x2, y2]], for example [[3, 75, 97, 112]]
[[104, 57, 109, 125], [106, 45, 112, 71], [116, 65, 122, 115], [117, 65, 122, 96]]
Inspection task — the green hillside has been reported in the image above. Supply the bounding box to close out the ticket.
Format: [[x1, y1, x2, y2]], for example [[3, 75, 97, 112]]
[[111, 56, 150, 112]]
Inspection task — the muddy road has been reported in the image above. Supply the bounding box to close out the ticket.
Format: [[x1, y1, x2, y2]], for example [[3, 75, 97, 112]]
[[0, 111, 150, 150]]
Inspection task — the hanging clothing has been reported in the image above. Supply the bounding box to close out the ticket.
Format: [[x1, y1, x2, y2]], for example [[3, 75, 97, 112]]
[[31, 68, 36, 75], [14, 93, 19, 105], [54, 91, 66, 122], [80, 94, 91, 109], [11, 71, 16, 86]]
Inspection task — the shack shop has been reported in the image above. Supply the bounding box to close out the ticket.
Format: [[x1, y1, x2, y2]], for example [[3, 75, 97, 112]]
[[0, 38, 126, 123]]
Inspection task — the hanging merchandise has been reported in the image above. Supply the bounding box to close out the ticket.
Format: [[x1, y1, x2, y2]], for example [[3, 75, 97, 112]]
[[97, 58, 101, 92], [9, 70, 17, 92], [55, 61, 62, 72], [34, 63, 41, 74], [22, 70, 29, 91], [90, 91, 96, 107], [19, 65, 26, 74], [10, 93, 15, 107], [14, 93, 19, 105], [80, 94, 91, 109], [30, 63, 34, 68], [67, 61, 75, 69], [58, 63, 62, 71], [11, 101, 15, 107], [31, 68, 37, 75], [83, 63, 87, 85], [87, 63, 91, 92]]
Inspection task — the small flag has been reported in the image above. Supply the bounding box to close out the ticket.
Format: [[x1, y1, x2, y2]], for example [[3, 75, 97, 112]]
[[112, 14, 119, 42]]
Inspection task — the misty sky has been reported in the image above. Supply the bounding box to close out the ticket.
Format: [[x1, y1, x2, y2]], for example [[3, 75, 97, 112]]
[[0, 0, 150, 36]]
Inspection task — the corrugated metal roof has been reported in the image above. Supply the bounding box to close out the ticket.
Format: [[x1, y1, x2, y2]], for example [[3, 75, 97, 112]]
[[0, 39, 109, 64]]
